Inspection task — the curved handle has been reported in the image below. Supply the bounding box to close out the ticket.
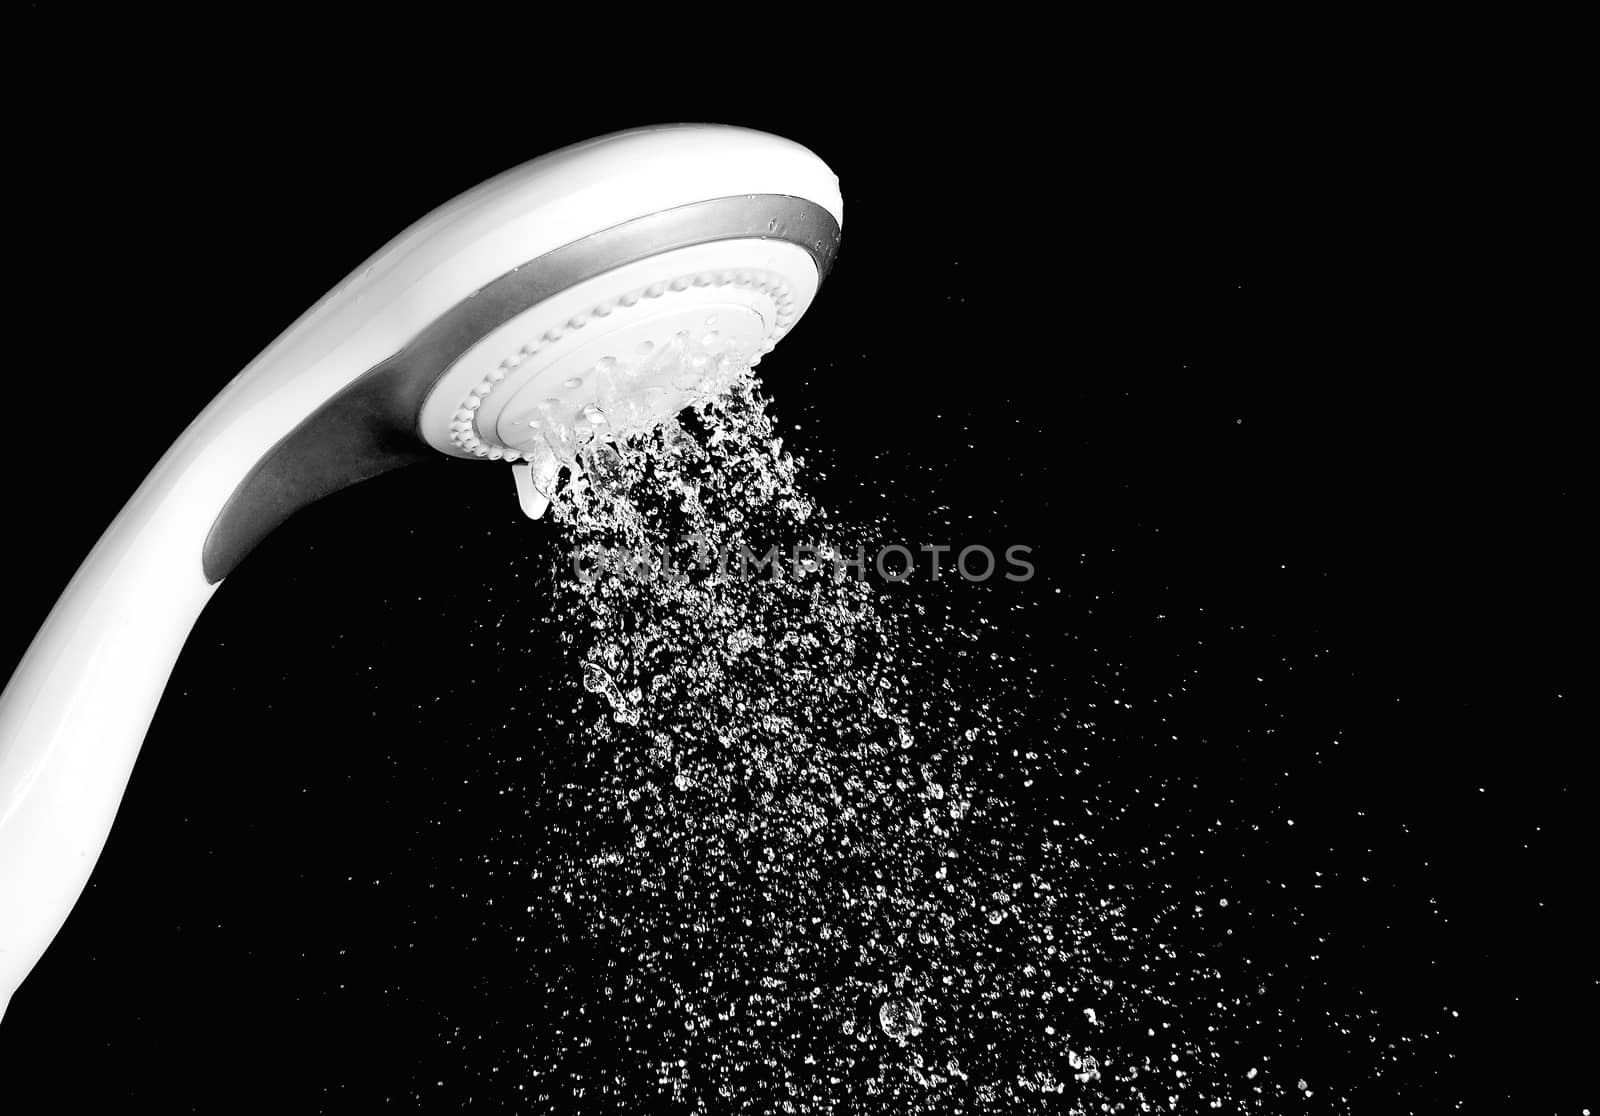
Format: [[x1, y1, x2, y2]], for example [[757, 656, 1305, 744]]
[[0, 460, 220, 1014]]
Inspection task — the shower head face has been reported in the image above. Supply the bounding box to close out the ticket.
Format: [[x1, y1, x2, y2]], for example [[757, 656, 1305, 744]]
[[419, 238, 820, 462]]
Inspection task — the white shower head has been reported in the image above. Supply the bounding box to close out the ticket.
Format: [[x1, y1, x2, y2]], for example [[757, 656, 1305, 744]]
[[0, 125, 842, 1016], [205, 124, 841, 575]]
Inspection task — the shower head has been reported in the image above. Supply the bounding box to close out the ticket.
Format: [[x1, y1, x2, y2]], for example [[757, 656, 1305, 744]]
[[205, 124, 841, 575], [0, 125, 842, 1016]]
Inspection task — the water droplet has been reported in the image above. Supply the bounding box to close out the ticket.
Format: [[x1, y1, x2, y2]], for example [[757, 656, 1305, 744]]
[[878, 999, 923, 1044]]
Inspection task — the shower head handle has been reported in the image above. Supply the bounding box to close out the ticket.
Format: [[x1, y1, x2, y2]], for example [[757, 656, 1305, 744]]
[[0, 125, 841, 1017]]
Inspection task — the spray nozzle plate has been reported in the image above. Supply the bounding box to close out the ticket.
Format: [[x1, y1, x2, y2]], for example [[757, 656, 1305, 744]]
[[418, 238, 817, 463]]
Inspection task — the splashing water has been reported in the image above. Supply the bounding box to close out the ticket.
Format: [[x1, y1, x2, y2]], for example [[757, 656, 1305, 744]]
[[467, 356, 1398, 1112]]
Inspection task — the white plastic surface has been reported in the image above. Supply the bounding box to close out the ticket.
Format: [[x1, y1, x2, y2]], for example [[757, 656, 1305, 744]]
[[419, 238, 820, 459], [0, 124, 842, 1017]]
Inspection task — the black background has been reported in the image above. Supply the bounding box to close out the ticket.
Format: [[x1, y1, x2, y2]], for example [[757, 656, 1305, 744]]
[[1, 25, 1589, 1113]]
